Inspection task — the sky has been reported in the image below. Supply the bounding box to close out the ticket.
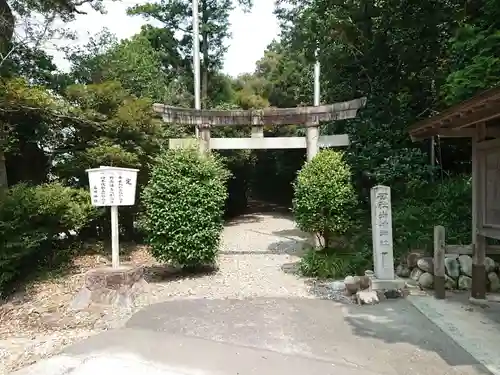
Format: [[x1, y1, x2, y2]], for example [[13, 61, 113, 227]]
[[45, 0, 280, 77]]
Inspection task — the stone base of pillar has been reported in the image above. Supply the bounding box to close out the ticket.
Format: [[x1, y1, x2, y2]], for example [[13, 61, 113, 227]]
[[70, 266, 148, 310], [369, 277, 406, 291]]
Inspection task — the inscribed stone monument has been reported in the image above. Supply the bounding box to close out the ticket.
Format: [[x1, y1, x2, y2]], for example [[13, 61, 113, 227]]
[[370, 185, 395, 280]]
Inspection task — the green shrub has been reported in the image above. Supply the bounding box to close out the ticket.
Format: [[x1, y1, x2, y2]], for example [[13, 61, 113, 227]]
[[293, 150, 357, 248], [391, 176, 471, 254], [141, 148, 230, 269], [298, 246, 372, 279], [0, 183, 97, 295], [339, 176, 472, 266]]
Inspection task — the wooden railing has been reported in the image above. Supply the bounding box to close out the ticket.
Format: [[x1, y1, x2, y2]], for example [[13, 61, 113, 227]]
[[433, 225, 500, 255], [433, 225, 500, 299]]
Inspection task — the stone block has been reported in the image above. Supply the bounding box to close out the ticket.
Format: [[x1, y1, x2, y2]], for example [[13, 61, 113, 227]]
[[356, 290, 379, 305], [70, 266, 148, 310], [369, 277, 406, 291]]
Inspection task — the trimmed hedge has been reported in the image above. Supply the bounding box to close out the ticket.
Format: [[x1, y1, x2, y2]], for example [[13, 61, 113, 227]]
[[141, 148, 230, 268]]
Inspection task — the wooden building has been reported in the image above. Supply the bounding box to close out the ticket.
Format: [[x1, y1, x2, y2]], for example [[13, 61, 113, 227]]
[[408, 87, 500, 300]]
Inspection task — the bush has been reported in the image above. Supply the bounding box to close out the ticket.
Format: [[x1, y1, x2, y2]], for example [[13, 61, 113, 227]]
[[141, 148, 230, 268], [298, 246, 373, 279], [392, 176, 471, 254], [0, 183, 97, 295], [293, 150, 357, 248]]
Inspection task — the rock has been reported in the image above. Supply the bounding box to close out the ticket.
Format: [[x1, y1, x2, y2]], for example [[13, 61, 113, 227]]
[[356, 290, 380, 305], [384, 289, 404, 299], [71, 266, 148, 310], [485, 257, 496, 273], [458, 275, 473, 290], [358, 275, 370, 290], [418, 272, 434, 289], [458, 255, 473, 277], [417, 257, 434, 274], [364, 270, 375, 278], [488, 272, 500, 292], [407, 251, 424, 268], [445, 275, 456, 290], [444, 257, 460, 279], [410, 267, 424, 281], [395, 264, 410, 278], [344, 276, 360, 295], [328, 281, 346, 291]]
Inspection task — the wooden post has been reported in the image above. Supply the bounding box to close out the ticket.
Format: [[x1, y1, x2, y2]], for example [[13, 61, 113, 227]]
[[306, 123, 319, 161], [251, 113, 264, 138], [471, 135, 477, 247], [434, 225, 446, 299], [471, 122, 486, 300], [111, 205, 120, 268], [199, 123, 211, 153]]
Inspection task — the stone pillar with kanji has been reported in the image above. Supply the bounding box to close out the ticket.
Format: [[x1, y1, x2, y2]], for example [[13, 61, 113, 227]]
[[370, 185, 395, 280]]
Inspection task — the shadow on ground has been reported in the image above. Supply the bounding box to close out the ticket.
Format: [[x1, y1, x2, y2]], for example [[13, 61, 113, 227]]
[[219, 239, 309, 256], [143, 264, 218, 283], [343, 301, 488, 372], [224, 200, 293, 227], [124, 297, 488, 375]]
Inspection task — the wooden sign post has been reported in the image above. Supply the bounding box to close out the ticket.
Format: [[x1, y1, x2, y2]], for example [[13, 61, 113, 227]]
[[86, 166, 139, 268]]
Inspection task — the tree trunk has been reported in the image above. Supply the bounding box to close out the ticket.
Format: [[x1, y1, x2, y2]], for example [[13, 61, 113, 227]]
[[201, 0, 209, 108], [0, 0, 14, 54], [0, 0, 13, 189], [0, 149, 8, 190]]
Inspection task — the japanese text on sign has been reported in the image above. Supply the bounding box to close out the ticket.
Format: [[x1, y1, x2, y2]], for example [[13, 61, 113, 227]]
[[375, 191, 391, 247], [87, 167, 138, 207]]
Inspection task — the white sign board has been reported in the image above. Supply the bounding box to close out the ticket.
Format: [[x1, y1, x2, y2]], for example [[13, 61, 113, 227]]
[[370, 185, 395, 280], [86, 167, 139, 206]]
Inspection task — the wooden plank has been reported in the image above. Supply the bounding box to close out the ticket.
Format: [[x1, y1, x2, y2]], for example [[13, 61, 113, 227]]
[[319, 134, 350, 147], [154, 97, 367, 126], [210, 137, 306, 149], [444, 244, 500, 255], [437, 128, 500, 138], [169, 135, 350, 150], [434, 226, 446, 299], [251, 127, 264, 138], [169, 138, 199, 149], [476, 137, 500, 150]]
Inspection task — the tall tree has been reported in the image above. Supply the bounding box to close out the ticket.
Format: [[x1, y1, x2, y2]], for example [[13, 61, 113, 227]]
[[127, 0, 253, 108], [0, 0, 106, 189]]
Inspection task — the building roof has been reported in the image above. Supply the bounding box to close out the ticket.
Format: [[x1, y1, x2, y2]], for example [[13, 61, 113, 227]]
[[408, 87, 500, 140]]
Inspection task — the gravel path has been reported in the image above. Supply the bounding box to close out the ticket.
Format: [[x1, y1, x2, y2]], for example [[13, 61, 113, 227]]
[[145, 212, 314, 302], [1, 211, 316, 373]]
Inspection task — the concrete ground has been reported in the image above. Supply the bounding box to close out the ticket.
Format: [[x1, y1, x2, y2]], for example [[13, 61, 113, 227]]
[[13, 297, 490, 375], [408, 291, 500, 375]]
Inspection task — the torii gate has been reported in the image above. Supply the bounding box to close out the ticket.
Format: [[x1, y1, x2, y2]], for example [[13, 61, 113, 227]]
[[153, 97, 367, 159]]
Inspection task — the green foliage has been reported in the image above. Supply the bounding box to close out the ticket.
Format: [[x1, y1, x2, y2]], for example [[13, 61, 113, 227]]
[[66, 31, 171, 101], [392, 176, 471, 254], [293, 150, 357, 248], [298, 247, 372, 279], [298, 176, 471, 280], [0, 183, 97, 295], [443, 25, 500, 105], [141, 148, 230, 268]]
